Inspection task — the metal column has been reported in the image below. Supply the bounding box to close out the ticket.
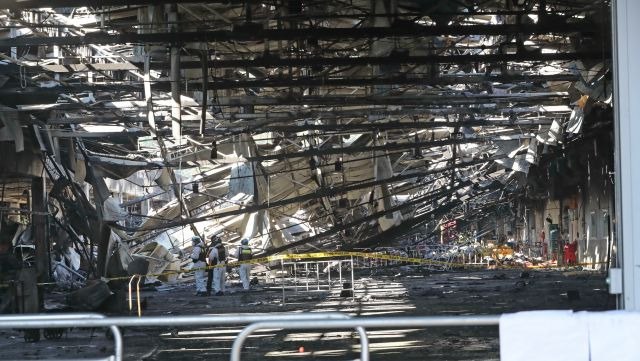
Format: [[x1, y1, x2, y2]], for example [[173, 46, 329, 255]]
[[32, 177, 48, 283], [350, 256, 355, 301], [167, 4, 181, 140], [293, 262, 297, 293], [613, 0, 640, 309], [281, 259, 285, 304]]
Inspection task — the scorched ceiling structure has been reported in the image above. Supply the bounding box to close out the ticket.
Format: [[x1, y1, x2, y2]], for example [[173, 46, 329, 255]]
[[0, 0, 611, 273]]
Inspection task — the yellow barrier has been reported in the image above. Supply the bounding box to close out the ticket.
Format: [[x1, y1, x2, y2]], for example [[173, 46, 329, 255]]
[[0, 251, 608, 288], [104, 250, 607, 283]]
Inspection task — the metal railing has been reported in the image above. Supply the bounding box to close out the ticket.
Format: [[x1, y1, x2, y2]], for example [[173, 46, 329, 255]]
[[0, 312, 357, 361], [279, 257, 356, 304], [231, 315, 501, 361], [353, 246, 460, 271], [0, 313, 123, 361], [0, 313, 501, 361], [128, 275, 143, 317]]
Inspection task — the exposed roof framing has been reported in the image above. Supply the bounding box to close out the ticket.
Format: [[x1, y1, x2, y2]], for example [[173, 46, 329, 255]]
[[142, 52, 604, 69], [0, 0, 612, 257], [0, 23, 597, 47], [0, 0, 237, 8]]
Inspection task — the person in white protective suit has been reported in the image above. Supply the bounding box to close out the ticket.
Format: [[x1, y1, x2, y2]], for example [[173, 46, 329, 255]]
[[190, 236, 208, 296], [237, 239, 252, 290], [208, 235, 227, 296]]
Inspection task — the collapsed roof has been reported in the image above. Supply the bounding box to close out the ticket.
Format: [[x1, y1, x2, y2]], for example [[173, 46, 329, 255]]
[[0, 0, 612, 271]]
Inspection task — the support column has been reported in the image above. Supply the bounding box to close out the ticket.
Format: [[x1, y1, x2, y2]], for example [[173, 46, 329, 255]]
[[143, 22, 200, 240], [32, 177, 48, 282], [144, 52, 156, 130], [613, 0, 640, 309], [170, 46, 181, 139], [200, 49, 208, 136], [167, 4, 181, 140]]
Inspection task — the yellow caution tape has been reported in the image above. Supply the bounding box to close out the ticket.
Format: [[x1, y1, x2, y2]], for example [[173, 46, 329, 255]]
[[0, 251, 608, 288], [103, 251, 607, 283]]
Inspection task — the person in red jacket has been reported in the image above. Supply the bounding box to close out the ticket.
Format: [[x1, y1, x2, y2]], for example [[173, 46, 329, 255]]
[[564, 238, 578, 265]]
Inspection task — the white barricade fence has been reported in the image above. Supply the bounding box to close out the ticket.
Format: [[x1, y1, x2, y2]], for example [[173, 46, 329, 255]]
[[3, 311, 637, 361]]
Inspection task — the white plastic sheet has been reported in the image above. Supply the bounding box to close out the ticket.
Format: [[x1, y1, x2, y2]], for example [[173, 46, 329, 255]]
[[583, 310, 640, 361], [500, 310, 589, 361]]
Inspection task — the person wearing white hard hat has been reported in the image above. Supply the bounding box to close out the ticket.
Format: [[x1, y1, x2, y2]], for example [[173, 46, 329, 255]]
[[237, 239, 252, 290], [189, 236, 207, 296]]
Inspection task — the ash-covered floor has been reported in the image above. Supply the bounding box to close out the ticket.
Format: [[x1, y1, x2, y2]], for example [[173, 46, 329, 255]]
[[0, 267, 614, 360]]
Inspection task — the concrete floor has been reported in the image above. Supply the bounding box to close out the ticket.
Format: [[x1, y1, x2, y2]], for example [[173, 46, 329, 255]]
[[0, 266, 614, 360]]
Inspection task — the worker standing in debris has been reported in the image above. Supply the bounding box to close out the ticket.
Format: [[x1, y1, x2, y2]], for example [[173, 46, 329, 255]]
[[190, 236, 208, 296], [208, 235, 227, 295], [206, 239, 214, 295], [237, 239, 252, 290]]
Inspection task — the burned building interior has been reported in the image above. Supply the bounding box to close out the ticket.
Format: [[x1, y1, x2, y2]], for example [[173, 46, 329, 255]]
[[0, 0, 623, 360]]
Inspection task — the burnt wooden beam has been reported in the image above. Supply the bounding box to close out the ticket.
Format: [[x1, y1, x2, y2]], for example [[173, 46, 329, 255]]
[[203, 118, 553, 135], [148, 52, 607, 70], [0, 73, 577, 100], [225, 106, 569, 120], [197, 73, 578, 89], [13, 92, 569, 110], [201, 93, 570, 107], [0, 23, 597, 47]]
